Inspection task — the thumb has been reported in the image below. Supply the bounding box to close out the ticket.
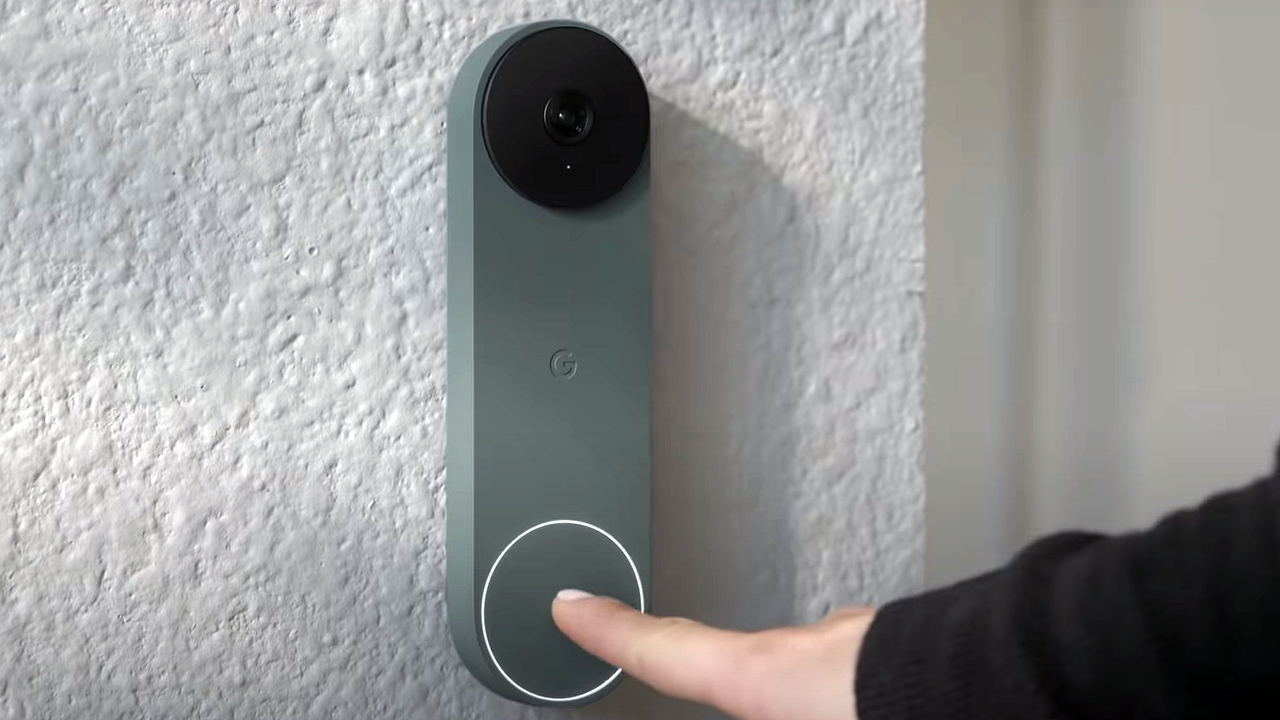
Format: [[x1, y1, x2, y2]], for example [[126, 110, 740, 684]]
[[551, 590, 749, 708]]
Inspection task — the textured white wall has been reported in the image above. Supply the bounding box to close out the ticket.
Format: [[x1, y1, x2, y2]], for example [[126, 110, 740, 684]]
[[0, 2, 924, 718]]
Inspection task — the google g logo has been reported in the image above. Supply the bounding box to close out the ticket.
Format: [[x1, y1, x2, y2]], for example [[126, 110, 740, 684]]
[[549, 348, 577, 379]]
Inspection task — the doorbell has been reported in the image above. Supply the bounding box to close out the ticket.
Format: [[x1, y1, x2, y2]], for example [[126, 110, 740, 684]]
[[445, 20, 652, 706]]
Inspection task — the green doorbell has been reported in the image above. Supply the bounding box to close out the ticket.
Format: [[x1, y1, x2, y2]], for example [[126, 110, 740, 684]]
[[445, 19, 652, 706]]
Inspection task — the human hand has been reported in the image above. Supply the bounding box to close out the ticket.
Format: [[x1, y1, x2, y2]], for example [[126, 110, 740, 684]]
[[551, 590, 875, 720]]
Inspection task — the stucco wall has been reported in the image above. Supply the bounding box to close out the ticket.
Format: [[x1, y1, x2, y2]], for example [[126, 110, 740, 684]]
[[0, 2, 924, 717]]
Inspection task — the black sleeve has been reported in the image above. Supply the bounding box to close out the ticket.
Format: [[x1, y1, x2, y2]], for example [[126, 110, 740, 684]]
[[855, 445, 1280, 720]]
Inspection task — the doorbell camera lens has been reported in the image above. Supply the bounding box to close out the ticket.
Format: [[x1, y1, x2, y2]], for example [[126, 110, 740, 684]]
[[544, 92, 594, 144], [482, 26, 649, 209]]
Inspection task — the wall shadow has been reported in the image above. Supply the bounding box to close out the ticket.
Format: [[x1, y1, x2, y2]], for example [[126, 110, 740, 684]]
[[578, 98, 808, 720]]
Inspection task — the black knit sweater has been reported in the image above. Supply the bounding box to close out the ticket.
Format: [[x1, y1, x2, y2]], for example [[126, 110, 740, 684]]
[[856, 446, 1280, 719]]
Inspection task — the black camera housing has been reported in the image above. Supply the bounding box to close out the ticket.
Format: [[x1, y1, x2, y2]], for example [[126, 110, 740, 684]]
[[481, 25, 650, 209]]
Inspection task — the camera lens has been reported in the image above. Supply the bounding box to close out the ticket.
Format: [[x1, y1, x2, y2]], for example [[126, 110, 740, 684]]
[[543, 92, 594, 145], [483, 26, 649, 208]]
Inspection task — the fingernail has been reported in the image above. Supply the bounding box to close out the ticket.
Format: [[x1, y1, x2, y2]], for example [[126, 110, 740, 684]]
[[556, 589, 595, 602]]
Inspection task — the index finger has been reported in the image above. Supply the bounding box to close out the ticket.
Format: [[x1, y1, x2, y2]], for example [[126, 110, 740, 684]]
[[551, 591, 750, 708]]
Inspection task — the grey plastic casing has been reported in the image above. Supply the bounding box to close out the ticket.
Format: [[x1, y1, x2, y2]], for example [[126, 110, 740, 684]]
[[445, 20, 652, 707]]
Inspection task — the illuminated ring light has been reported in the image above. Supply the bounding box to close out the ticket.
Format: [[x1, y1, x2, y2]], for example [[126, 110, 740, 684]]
[[479, 519, 644, 703]]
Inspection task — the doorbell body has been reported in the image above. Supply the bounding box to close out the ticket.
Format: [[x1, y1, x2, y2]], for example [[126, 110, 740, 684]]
[[445, 20, 652, 706]]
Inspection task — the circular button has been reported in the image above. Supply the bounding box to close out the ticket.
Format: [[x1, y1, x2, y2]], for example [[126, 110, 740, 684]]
[[481, 520, 644, 703]]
